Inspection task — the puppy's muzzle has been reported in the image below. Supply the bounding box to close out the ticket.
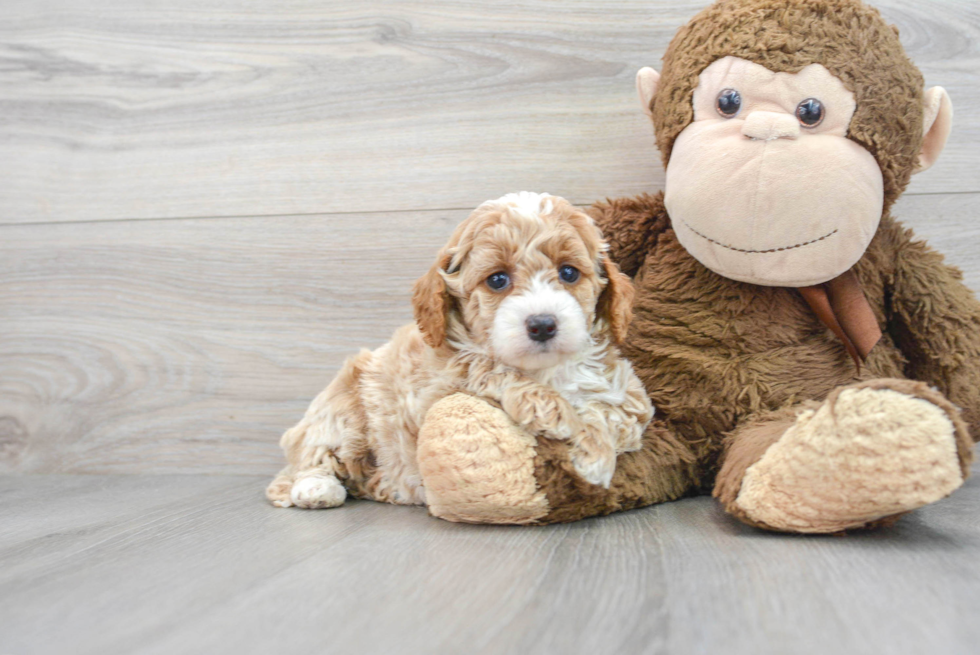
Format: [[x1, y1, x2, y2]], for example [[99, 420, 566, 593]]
[[526, 314, 558, 342]]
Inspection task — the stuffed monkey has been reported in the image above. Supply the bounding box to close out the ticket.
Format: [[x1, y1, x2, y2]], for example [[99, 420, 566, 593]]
[[416, 0, 980, 532]]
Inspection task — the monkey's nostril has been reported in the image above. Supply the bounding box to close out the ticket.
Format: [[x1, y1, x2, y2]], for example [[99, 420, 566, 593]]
[[526, 315, 558, 342]]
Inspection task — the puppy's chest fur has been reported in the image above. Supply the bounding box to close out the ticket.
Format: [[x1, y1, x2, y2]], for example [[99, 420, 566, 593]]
[[345, 326, 635, 502], [357, 327, 629, 442], [530, 340, 633, 409]]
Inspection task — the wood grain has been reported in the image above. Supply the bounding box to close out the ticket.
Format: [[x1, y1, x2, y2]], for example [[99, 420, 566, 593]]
[[0, 472, 977, 654], [0, 209, 465, 474], [0, 193, 977, 476], [0, 0, 977, 224]]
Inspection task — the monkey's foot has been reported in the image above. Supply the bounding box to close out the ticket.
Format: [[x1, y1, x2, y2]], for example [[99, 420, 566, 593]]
[[734, 380, 969, 533]]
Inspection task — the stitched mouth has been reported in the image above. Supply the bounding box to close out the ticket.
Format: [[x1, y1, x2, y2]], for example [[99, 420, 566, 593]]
[[681, 220, 838, 253]]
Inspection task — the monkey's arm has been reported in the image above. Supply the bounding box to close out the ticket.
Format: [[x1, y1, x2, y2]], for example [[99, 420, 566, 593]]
[[588, 192, 670, 277], [886, 221, 980, 439]]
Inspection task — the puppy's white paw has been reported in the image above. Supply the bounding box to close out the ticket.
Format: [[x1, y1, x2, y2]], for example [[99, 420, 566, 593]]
[[570, 445, 616, 488], [290, 475, 347, 509]]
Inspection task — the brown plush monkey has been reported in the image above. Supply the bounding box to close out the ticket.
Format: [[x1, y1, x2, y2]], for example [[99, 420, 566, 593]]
[[414, 0, 980, 532]]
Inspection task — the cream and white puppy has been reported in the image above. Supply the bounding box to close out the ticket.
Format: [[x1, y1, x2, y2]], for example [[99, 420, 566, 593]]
[[266, 192, 654, 510]]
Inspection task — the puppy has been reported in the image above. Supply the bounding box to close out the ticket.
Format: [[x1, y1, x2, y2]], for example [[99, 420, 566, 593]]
[[266, 192, 654, 509]]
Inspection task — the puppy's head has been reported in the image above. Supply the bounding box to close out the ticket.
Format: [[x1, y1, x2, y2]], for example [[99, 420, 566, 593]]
[[413, 192, 633, 371]]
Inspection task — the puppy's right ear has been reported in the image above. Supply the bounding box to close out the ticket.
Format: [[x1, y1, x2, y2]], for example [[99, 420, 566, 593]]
[[597, 255, 635, 345], [412, 252, 453, 348]]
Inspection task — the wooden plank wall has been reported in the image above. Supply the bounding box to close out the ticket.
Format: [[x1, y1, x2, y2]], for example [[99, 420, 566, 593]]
[[2, 0, 978, 474]]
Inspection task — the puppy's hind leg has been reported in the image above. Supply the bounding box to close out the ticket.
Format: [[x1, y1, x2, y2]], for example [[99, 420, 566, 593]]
[[266, 350, 373, 509], [290, 462, 348, 509], [265, 453, 347, 509]]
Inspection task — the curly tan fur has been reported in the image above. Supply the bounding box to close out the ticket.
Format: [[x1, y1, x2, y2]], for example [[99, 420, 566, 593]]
[[267, 193, 654, 508]]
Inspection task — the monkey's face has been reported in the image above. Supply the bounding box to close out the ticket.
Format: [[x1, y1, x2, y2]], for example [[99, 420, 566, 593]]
[[662, 56, 884, 287]]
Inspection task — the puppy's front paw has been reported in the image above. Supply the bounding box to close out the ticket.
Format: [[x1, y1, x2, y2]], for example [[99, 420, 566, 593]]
[[569, 440, 617, 488], [505, 387, 583, 440], [551, 406, 586, 441], [615, 418, 645, 454]]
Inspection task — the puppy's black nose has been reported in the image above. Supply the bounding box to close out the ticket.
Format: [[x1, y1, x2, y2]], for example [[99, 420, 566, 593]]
[[526, 315, 558, 342]]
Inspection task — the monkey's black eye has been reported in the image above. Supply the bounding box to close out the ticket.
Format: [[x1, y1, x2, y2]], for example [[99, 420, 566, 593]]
[[716, 89, 741, 117], [486, 271, 510, 291], [796, 98, 824, 127], [558, 265, 580, 284]]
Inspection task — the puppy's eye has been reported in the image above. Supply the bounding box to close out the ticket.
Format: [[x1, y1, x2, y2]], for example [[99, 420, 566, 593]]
[[796, 98, 824, 127], [486, 271, 510, 291], [558, 265, 580, 284], [716, 88, 741, 117]]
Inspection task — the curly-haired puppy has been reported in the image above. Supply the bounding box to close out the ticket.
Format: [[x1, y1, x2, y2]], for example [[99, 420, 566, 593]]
[[266, 192, 654, 509]]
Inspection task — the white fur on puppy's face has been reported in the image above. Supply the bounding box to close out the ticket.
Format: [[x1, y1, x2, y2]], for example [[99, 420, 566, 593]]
[[491, 272, 589, 370], [427, 192, 613, 372]]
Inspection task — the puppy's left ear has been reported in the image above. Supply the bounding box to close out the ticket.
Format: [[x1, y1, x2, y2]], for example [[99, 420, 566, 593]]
[[597, 256, 634, 344], [412, 252, 453, 348]]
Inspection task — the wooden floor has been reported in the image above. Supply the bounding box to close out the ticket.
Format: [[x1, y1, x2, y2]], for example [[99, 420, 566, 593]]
[[2, 1, 980, 653], [0, 471, 978, 655]]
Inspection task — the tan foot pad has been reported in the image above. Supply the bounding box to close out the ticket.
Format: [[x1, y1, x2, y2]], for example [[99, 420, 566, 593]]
[[736, 387, 964, 533], [417, 393, 550, 524]]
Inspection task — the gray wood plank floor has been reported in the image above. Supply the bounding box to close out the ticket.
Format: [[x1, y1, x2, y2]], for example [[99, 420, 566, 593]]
[[1, 471, 978, 655], [2, 1, 980, 653]]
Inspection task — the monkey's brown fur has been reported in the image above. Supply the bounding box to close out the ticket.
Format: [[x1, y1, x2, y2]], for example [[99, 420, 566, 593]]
[[416, 0, 979, 529], [525, 0, 980, 526], [652, 0, 923, 211], [522, 194, 978, 524]]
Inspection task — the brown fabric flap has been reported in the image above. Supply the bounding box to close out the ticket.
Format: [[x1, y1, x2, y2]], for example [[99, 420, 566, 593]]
[[798, 269, 882, 371], [825, 269, 882, 359], [798, 284, 862, 370]]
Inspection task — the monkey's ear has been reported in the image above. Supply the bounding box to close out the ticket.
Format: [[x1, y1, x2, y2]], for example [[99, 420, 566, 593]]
[[636, 67, 661, 118], [412, 253, 453, 349], [597, 256, 635, 345], [916, 86, 953, 174]]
